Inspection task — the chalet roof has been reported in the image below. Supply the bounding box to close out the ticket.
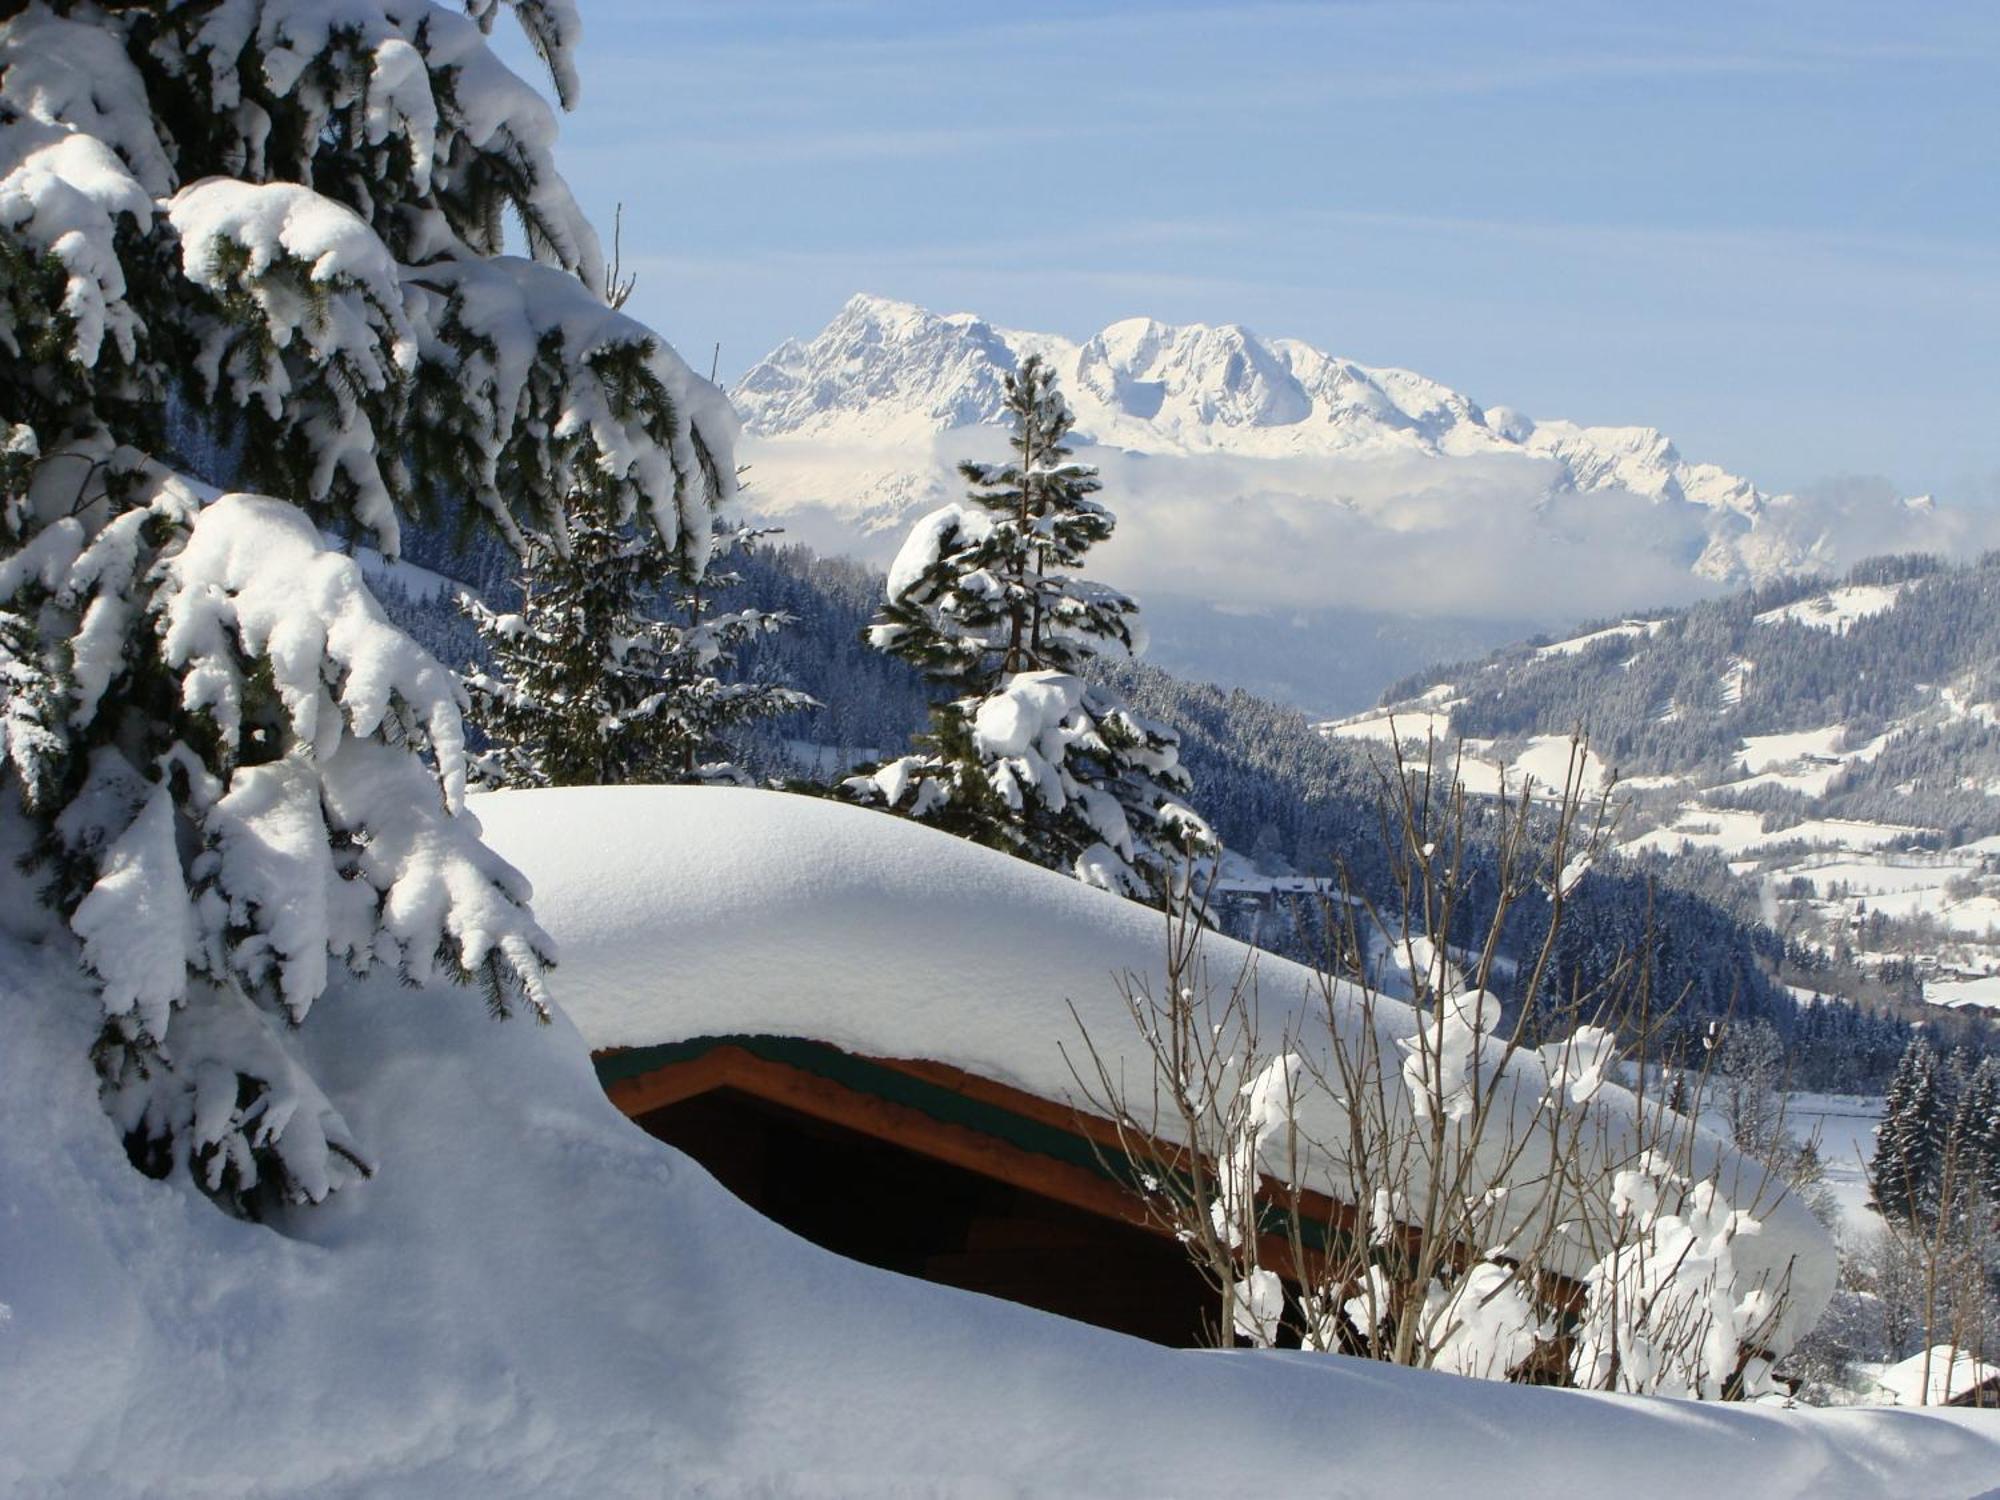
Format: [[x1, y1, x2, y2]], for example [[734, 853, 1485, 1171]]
[[475, 783, 1838, 1352], [1873, 1347, 2000, 1407]]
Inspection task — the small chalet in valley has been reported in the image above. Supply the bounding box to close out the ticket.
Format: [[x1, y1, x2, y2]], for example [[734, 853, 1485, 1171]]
[[1872, 1347, 2000, 1408]]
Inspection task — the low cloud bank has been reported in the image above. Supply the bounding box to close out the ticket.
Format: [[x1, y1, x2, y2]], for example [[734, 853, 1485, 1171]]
[[747, 433, 1994, 624], [739, 435, 1998, 711]]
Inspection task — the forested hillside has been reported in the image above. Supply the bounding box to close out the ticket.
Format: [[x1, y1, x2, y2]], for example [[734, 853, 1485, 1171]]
[[1349, 552, 2000, 1041]]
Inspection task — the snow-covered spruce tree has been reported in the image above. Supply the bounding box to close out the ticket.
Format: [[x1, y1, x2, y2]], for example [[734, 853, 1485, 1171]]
[[0, 2, 733, 1212], [846, 354, 1212, 895], [1871, 1036, 1953, 1224], [1948, 1054, 2000, 1220], [653, 521, 816, 783], [464, 508, 808, 786]]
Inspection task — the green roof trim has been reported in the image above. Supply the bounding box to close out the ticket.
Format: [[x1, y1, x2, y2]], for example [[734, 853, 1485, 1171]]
[[595, 1033, 1123, 1185], [593, 1033, 1335, 1253]]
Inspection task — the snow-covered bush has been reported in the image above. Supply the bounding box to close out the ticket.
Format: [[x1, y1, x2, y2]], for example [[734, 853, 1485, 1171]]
[[1071, 731, 1800, 1393], [847, 355, 1212, 896], [0, 1, 733, 1212], [1568, 1152, 1780, 1399]]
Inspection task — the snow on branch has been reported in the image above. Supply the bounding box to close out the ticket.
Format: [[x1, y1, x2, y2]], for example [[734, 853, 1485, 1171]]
[[169, 181, 419, 547], [0, 36, 157, 369], [158, 494, 463, 804], [412, 253, 737, 554], [466, 0, 587, 114], [155, 493, 554, 1014]]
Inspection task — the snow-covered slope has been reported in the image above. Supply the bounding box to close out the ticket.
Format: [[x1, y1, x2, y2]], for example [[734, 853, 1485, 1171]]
[[1334, 556, 2000, 1021], [7, 788, 1997, 1497]]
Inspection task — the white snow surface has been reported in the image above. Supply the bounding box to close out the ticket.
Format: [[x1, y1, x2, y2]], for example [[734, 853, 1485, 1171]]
[[1784, 1092, 1886, 1241], [1742, 727, 1853, 776], [1756, 584, 1911, 635], [1533, 619, 1666, 660], [1319, 714, 1606, 803], [6, 789, 2000, 1496]]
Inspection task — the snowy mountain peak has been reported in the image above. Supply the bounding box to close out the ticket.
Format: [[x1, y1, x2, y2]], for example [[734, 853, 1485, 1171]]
[[732, 293, 1019, 442], [732, 297, 1767, 513], [1073, 317, 1313, 434]]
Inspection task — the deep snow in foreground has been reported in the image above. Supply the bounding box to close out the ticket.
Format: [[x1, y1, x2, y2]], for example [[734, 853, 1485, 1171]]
[[5, 792, 2000, 1498]]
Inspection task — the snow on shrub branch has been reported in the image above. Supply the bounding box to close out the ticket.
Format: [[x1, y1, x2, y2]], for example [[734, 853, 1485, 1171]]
[[1067, 731, 1820, 1390]]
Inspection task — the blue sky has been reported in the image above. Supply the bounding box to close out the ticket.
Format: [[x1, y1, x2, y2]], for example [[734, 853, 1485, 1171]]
[[523, 1, 1999, 500]]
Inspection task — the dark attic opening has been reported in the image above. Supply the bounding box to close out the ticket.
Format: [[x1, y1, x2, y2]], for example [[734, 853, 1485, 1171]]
[[595, 1035, 1222, 1346]]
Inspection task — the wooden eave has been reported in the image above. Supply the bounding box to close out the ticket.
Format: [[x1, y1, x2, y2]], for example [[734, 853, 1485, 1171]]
[[592, 1033, 1348, 1282]]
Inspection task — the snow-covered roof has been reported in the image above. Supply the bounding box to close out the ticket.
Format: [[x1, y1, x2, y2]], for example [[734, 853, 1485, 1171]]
[[474, 784, 1838, 1349], [1873, 1347, 2000, 1407]]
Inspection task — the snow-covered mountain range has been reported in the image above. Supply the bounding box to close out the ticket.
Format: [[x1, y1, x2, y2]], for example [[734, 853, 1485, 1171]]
[[732, 295, 1968, 712], [739, 294, 1765, 541]]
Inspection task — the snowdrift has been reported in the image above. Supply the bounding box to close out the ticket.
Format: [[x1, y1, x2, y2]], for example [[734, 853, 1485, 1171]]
[[476, 785, 1838, 1344], [4, 787, 1997, 1497]]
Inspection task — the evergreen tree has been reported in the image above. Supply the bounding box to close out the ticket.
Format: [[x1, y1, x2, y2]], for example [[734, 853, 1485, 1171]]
[[1714, 1019, 1787, 1158], [848, 355, 1213, 894], [463, 477, 677, 787], [0, 2, 734, 1211], [1664, 1067, 1694, 1118], [651, 523, 816, 784], [463, 503, 805, 787], [1871, 1036, 1953, 1223], [1949, 1054, 2000, 1221]]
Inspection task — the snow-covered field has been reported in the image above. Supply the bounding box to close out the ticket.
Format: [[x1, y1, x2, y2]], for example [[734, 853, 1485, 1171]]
[[1755, 584, 1913, 635], [1321, 712, 1609, 802], [1624, 812, 1925, 861], [1532, 619, 1667, 660], [1786, 1093, 1887, 1240], [8, 788, 1998, 1496]]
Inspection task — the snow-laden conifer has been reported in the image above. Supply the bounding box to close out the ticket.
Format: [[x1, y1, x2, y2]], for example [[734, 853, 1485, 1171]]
[[848, 355, 1212, 895], [0, 1, 733, 1212], [649, 523, 816, 784], [1871, 1036, 1952, 1223], [1948, 1053, 2000, 1218], [464, 508, 809, 787]]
